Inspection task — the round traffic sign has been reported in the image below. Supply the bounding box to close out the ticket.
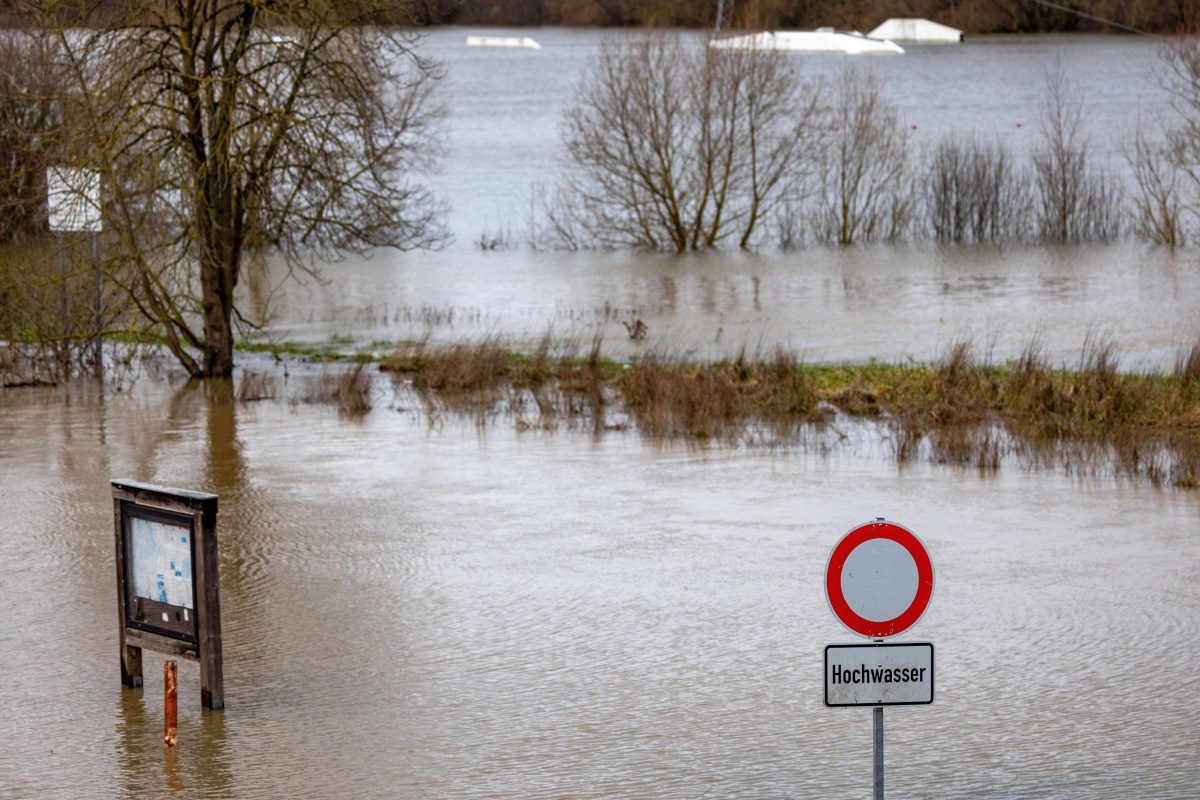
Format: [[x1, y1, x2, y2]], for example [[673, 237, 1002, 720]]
[[825, 519, 933, 639]]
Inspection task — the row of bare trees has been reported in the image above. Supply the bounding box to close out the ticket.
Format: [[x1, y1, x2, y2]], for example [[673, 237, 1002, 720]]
[[545, 34, 1200, 252]]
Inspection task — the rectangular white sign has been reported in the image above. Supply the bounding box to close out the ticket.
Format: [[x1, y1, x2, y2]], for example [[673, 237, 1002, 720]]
[[825, 642, 934, 707], [47, 167, 102, 232]]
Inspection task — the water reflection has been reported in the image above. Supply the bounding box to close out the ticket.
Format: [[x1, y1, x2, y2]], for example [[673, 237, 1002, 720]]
[[116, 682, 231, 798], [203, 380, 244, 497]]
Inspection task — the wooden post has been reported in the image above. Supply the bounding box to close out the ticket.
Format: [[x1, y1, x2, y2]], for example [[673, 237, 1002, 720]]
[[196, 496, 224, 710], [164, 660, 178, 747], [113, 497, 143, 688]]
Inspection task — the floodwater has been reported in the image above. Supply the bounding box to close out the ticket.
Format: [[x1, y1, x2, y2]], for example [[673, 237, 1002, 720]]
[[252, 29, 1200, 369], [2, 378, 1199, 798], [4, 29, 1200, 800]]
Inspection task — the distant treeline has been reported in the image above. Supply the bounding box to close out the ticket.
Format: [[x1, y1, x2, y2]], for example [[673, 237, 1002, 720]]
[[415, 0, 1199, 34], [3, 0, 1200, 34]]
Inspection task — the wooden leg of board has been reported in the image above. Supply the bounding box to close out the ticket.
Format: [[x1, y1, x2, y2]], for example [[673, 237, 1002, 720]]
[[121, 642, 143, 689]]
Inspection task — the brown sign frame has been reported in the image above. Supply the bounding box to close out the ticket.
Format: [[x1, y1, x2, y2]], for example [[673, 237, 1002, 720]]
[[112, 479, 224, 710]]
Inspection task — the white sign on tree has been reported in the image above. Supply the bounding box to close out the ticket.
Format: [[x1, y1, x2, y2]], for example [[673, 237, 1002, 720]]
[[46, 167, 102, 232]]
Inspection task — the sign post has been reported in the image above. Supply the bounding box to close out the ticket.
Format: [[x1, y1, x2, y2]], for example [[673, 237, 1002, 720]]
[[47, 167, 103, 377], [112, 480, 224, 710], [824, 518, 934, 800]]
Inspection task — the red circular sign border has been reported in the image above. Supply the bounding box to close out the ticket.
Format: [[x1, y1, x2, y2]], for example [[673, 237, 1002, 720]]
[[825, 520, 933, 639]]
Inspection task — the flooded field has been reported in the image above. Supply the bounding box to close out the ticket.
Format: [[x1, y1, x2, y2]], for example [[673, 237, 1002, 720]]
[[1, 376, 1199, 798], [253, 242, 1200, 369], [3, 28, 1200, 800], [248, 29, 1200, 369]]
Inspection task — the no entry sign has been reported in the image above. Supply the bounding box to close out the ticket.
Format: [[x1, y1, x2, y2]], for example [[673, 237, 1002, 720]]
[[825, 519, 933, 639]]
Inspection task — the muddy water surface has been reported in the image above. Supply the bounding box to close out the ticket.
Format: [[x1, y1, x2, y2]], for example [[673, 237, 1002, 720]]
[[2, 379, 1198, 798], [254, 243, 1200, 369], [4, 28, 1200, 800]]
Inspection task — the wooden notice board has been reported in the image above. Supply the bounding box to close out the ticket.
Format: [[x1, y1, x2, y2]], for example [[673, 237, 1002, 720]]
[[112, 480, 224, 710]]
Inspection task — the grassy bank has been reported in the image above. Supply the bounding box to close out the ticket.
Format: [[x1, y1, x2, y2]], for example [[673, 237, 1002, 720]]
[[373, 336, 1200, 487]]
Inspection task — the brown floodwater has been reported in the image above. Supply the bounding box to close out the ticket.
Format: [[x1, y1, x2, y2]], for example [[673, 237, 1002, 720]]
[[5, 28, 1200, 799], [2, 375, 1198, 798], [252, 243, 1200, 371]]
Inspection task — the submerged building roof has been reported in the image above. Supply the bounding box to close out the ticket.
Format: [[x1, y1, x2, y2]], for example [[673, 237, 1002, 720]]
[[709, 29, 904, 55], [867, 18, 963, 43]]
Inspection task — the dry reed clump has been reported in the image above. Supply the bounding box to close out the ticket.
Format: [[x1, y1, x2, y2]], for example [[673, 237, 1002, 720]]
[[382, 338, 516, 419], [236, 370, 277, 402], [817, 336, 1200, 485], [618, 356, 744, 442], [382, 338, 512, 390], [616, 346, 826, 443], [382, 334, 613, 426], [302, 363, 373, 415], [1175, 341, 1200, 389], [872, 341, 1006, 471]]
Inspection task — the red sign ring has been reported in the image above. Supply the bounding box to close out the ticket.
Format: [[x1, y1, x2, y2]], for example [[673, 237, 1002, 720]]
[[825, 521, 933, 639]]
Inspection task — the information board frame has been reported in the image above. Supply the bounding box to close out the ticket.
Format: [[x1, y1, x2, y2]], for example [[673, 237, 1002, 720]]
[[121, 503, 200, 643], [112, 479, 224, 710]]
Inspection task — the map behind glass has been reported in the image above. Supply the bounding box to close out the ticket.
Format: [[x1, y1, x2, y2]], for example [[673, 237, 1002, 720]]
[[130, 516, 194, 609]]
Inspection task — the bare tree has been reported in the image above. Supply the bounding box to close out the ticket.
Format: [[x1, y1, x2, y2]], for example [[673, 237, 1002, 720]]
[[924, 135, 1030, 244], [1152, 33, 1200, 245], [555, 33, 822, 252], [38, 1, 444, 378], [1032, 62, 1121, 243], [811, 69, 911, 246], [1127, 126, 1185, 246], [0, 32, 65, 243]]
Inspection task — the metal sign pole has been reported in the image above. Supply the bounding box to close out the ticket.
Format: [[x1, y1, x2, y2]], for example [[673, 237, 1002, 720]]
[[58, 233, 67, 326], [873, 634, 884, 800], [874, 705, 884, 799]]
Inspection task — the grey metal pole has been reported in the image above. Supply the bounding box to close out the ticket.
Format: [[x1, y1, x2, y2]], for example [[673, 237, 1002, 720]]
[[58, 233, 66, 324], [874, 706, 884, 800], [714, 0, 725, 32], [92, 232, 102, 379]]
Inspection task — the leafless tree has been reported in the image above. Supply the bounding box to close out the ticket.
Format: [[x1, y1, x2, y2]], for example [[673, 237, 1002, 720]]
[[924, 135, 1030, 244], [0, 32, 66, 243], [1127, 125, 1185, 247], [555, 33, 823, 252], [1032, 62, 1121, 243], [1148, 33, 1200, 245], [37, 0, 444, 378], [811, 69, 911, 246]]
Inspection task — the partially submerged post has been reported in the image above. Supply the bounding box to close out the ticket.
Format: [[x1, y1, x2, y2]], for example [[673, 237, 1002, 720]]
[[112, 480, 224, 710], [164, 660, 178, 747]]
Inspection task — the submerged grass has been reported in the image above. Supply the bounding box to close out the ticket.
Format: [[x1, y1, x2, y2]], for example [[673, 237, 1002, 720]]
[[377, 335, 1200, 487], [301, 363, 373, 416], [9, 327, 1198, 487]]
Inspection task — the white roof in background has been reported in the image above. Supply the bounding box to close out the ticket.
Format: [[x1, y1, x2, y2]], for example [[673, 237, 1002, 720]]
[[867, 18, 963, 43], [466, 35, 540, 49], [709, 30, 903, 55]]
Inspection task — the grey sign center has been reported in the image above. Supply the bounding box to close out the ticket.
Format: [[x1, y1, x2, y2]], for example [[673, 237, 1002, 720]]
[[841, 539, 918, 622]]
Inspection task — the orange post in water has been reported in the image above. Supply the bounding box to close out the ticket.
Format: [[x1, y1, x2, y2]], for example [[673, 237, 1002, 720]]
[[164, 660, 178, 747]]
